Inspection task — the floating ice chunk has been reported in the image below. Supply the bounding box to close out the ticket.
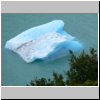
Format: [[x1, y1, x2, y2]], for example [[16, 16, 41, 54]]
[[5, 20, 82, 63], [15, 32, 69, 63], [5, 20, 65, 50]]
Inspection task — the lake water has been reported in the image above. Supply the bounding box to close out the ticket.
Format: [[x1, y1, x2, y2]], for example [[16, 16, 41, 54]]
[[1, 14, 98, 86]]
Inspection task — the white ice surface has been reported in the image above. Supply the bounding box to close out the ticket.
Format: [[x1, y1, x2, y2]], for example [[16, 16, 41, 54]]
[[5, 20, 82, 63]]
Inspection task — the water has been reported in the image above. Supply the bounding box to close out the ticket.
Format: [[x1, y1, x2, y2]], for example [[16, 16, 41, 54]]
[[1, 14, 98, 86]]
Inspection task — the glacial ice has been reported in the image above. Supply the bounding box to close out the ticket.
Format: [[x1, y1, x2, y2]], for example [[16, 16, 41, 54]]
[[5, 20, 82, 63]]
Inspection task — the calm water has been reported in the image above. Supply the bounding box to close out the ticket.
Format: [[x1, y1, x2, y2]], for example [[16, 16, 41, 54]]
[[2, 14, 98, 86]]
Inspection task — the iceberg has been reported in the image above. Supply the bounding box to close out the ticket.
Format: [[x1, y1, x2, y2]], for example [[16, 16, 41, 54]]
[[5, 20, 82, 63]]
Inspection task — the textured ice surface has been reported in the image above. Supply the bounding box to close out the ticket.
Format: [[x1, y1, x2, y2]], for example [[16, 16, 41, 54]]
[[5, 20, 82, 63]]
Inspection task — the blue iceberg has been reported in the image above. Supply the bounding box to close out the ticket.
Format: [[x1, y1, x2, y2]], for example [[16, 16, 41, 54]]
[[5, 20, 83, 63]]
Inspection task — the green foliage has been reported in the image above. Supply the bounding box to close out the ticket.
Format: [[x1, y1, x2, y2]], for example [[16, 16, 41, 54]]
[[27, 48, 98, 86], [66, 48, 98, 86], [27, 72, 65, 86], [29, 78, 54, 86], [52, 72, 65, 86], [83, 80, 98, 86]]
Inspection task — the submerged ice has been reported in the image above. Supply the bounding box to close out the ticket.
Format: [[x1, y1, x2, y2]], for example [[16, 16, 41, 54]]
[[5, 20, 82, 63]]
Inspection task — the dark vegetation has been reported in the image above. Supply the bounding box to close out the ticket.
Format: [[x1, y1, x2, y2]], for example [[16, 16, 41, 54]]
[[27, 48, 98, 86]]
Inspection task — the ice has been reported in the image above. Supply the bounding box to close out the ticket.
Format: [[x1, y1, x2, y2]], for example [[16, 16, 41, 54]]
[[5, 20, 83, 63]]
